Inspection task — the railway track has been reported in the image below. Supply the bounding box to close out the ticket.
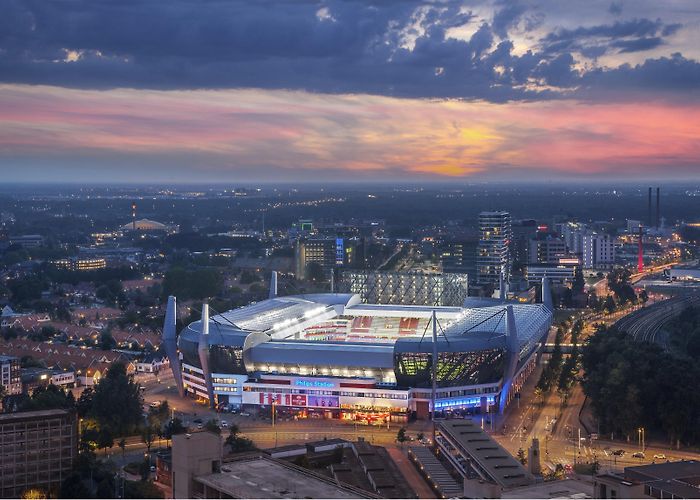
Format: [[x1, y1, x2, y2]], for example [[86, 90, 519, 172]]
[[615, 294, 700, 345]]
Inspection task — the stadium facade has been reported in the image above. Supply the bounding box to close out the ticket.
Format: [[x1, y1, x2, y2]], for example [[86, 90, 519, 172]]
[[163, 275, 553, 423]]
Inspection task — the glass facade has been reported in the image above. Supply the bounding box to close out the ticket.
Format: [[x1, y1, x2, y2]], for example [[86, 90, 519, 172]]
[[394, 349, 504, 388], [209, 346, 246, 374]]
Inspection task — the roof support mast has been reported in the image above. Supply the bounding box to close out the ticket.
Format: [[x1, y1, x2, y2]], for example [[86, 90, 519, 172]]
[[431, 309, 438, 444]]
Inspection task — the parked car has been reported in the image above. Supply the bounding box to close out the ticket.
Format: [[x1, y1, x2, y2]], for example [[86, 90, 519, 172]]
[[149, 402, 159, 408], [221, 421, 228, 428], [632, 452, 645, 459], [197, 423, 203, 430], [653, 454, 667, 460], [612, 449, 626, 456], [193, 418, 203, 424]]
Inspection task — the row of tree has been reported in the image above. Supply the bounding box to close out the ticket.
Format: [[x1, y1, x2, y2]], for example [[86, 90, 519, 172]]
[[581, 326, 700, 448]]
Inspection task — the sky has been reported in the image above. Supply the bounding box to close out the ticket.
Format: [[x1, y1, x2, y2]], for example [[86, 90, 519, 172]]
[[1, 0, 699, 183]]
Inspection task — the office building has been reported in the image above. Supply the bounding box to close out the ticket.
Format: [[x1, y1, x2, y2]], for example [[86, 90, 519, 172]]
[[340, 270, 468, 306], [528, 234, 568, 265], [525, 263, 577, 285], [511, 220, 538, 269], [52, 257, 107, 272], [295, 237, 356, 279], [1, 355, 22, 396], [582, 232, 615, 269], [0, 409, 78, 498], [477, 211, 512, 286]]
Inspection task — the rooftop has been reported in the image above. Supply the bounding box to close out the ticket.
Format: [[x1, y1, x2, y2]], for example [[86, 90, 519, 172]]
[[438, 419, 535, 489], [0, 408, 74, 423], [194, 455, 374, 499]]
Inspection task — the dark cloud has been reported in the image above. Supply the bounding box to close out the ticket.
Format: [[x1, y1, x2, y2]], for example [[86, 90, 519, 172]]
[[582, 53, 700, 92], [612, 37, 663, 53], [0, 0, 695, 102], [608, 2, 623, 16], [541, 17, 681, 59], [492, 1, 527, 39]]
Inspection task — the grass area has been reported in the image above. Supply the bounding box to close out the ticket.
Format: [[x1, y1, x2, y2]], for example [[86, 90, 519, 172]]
[[573, 462, 597, 475]]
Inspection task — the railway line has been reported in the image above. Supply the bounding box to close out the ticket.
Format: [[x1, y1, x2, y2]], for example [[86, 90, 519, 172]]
[[614, 293, 700, 345]]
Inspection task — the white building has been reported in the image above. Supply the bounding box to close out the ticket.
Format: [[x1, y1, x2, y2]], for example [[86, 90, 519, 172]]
[[477, 211, 512, 286], [582, 232, 615, 269]]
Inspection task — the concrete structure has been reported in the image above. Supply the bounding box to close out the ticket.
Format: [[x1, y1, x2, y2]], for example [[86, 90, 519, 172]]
[[502, 479, 593, 498], [172, 431, 223, 499], [1, 355, 22, 396], [435, 419, 535, 497], [477, 211, 512, 286], [594, 460, 700, 499], [340, 270, 468, 307], [167, 280, 552, 418], [0, 409, 78, 498], [172, 431, 371, 499]]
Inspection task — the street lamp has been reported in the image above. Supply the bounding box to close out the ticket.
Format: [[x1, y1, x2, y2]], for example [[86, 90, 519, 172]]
[[638, 427, 645, 452]]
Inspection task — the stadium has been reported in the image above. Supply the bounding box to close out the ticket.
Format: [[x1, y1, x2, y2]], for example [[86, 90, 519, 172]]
[[163, 276, 553, 423]]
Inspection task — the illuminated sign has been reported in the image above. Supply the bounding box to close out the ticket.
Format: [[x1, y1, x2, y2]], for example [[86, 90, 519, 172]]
[[294, 379, 335, 388], [335, 238, 344, 265]]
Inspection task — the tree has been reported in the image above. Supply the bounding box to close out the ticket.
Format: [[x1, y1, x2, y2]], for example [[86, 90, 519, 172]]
[[97, 426, 114, 457], [396, 427, 407, 445], [204, 419, 221, 434], [517, 447, 527, 465], [572, 267, 585, 295], [118, 438, 127, 463], [603, 295, 616, 314], [224, 425, 255, 454], [141, 425, 158, 455], [163, 417, 186, 446], [305, 262, 326, 283], [90, 363, 143, 436]]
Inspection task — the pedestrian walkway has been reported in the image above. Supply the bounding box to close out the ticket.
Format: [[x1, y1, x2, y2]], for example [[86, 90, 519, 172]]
[[386, 446, 437, 499]]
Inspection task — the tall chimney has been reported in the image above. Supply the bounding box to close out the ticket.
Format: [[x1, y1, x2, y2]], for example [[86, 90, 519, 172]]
[[648, 187, 652, 228], [656, 187, 660, 229]]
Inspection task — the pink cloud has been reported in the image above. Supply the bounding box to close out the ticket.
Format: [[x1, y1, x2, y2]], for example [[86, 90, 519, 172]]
[[0, 84, 698, 180]]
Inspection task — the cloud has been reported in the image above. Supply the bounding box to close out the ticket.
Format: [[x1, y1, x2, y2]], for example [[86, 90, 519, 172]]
[[1, 84, 699, 182], [608, 2, 623, 16], [0, 0, 695, 102]]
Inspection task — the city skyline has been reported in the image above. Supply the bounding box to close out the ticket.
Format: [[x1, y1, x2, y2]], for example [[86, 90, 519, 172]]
[[1, 0, 700, 182]]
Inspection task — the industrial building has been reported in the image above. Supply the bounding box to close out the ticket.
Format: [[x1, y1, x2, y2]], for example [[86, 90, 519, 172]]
[[164, 273, 553, 421]]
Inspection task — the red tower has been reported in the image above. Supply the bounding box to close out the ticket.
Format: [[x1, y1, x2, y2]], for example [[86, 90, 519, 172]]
[[637, 226, 644, 273]]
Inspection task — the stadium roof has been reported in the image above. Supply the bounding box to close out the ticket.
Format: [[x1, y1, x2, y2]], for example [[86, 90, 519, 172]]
[[179, 292, 551, 355]]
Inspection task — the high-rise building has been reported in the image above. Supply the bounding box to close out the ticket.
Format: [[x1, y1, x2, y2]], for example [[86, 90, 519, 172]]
[[477, 211, 511, 286], [295, 237, 357, 279], [528, 234, 568, 265], [0, 409, 78, 498], [0, 355, 22, 396], [582, 233, 615, 269]]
